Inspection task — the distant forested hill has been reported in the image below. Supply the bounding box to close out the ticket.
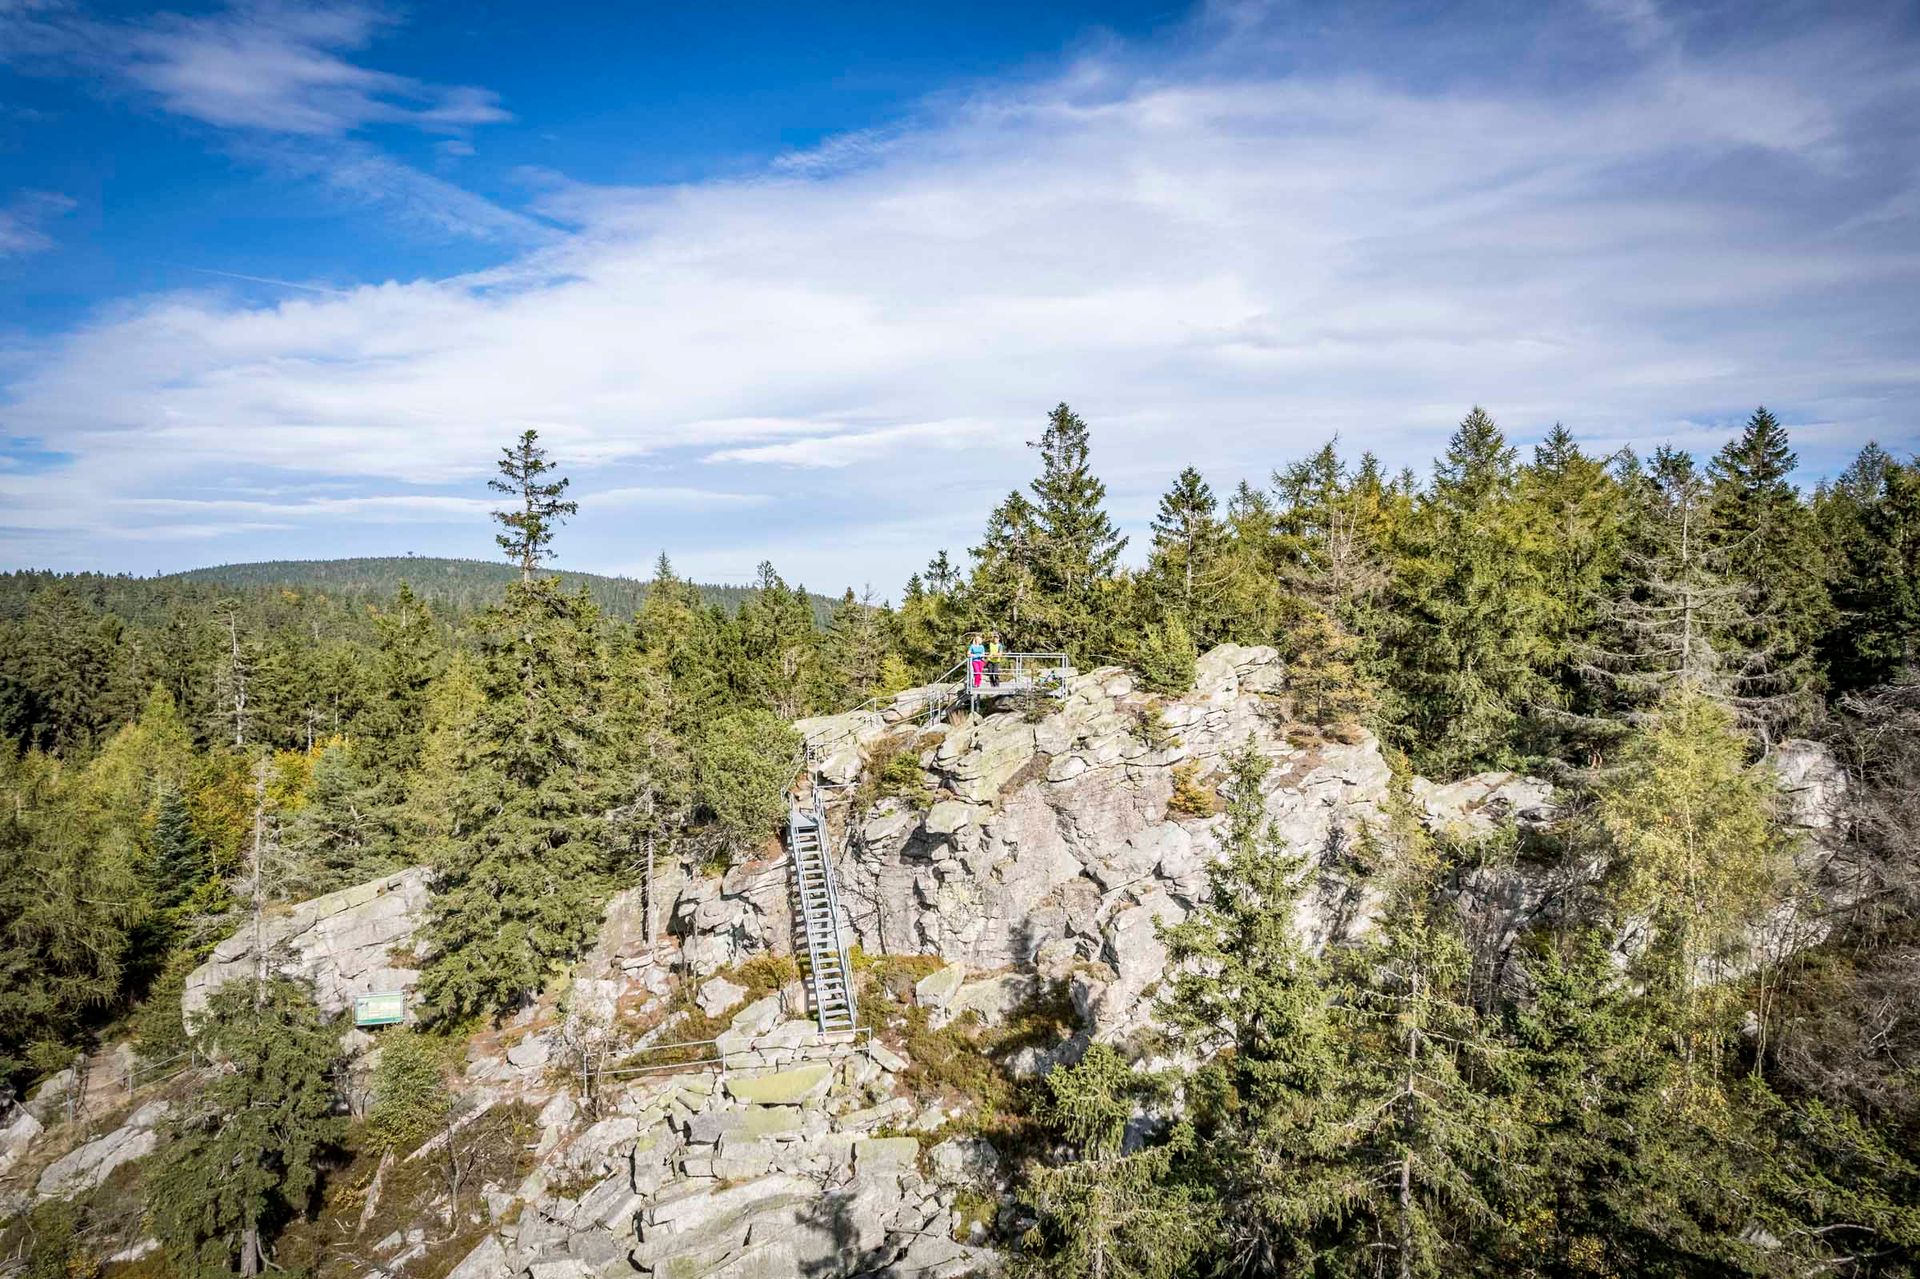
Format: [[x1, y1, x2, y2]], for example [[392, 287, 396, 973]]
[[147, 557, 832, 621]]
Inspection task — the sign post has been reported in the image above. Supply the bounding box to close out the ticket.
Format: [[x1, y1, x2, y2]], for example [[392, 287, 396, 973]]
[[353, 991, 407, 1027]]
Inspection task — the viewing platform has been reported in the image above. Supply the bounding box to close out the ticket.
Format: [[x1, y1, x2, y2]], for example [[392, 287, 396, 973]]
[[930, 650, 1074, 720]]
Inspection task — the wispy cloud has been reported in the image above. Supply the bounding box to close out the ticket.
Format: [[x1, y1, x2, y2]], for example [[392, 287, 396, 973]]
[[3, 2, 1918, 582], [706, 421, 996, 468], [0, 189, 74, 257], [3, 1, 509, 137]]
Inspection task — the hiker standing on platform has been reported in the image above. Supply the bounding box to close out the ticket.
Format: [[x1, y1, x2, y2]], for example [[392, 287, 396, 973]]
[[986, 632, 1004, 686], [968, 633, 987, 688]]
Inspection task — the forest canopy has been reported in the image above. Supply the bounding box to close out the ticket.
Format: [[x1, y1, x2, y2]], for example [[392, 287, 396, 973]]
[[2, 405, 1918, 1277]]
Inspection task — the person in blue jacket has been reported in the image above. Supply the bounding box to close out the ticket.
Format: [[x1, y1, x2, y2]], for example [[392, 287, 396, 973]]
[[967, 634, 987, 688]]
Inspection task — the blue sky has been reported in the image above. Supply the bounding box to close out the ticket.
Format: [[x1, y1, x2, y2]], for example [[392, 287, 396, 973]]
[[2, 0, 1917, 594]]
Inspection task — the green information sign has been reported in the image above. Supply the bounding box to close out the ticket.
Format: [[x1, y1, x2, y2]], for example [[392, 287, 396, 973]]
[[354, 991, 407, 1027]]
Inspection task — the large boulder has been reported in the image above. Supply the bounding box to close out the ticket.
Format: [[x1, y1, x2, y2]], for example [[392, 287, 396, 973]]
[[182, 867, 430, 1024], [1765, 739, 1849, 837]]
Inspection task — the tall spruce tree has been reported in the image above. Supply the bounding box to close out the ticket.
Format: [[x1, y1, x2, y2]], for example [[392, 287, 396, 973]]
[[357, 583, 438, 797], [148, 786, 211, 913], [1145, 467, 1231, 644], [1519, 424, 1626, 711], [1706, 408, 1831, 720], [1582, 446, 1799, 739], [1496, 936, 1768, 1274], [151, 978, 343, 1278], [1331, 826, 1524, 1278], [637, 552, 726, 729], [968, 491, 1043, 649], [732, 561, 825, 719], [1024, 403, 1126, 655], [1159, 740, 1353, 1273], [490, 429, 578, 582], [824, 586, 899, 706], [1388, 407, 1554, 772], [896, 552, 967, 675], [421, 441, 611, 1019], [1827, 453, 1920, 688], [280, 741, 389, 894]]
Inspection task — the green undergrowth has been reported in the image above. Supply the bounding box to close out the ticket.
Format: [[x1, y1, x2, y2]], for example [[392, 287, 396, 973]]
[[855, 736, 935, 812], [851, 951, 1078, 1159]]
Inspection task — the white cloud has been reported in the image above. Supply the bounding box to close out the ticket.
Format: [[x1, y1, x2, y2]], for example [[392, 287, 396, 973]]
[[706, 420, 998, 468], [0, 189, 74, 256], [117, 2, 508, 136], [4, 3, 1919, 585]]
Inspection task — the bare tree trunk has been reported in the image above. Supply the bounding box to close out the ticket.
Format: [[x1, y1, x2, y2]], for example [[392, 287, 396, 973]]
[[1399, 968, 1419, 1279], [249, 757, 269, 1010]]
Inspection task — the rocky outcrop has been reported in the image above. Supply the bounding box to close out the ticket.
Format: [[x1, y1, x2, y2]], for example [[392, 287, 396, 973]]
[[34, 1100, 168, 1199], [803, 650, 1391, 977], [458, 1002, 998, 1279], [1765, 738, 1850, 841], [783, 649, 1407, 1044], [183, 867, 431, 1024]]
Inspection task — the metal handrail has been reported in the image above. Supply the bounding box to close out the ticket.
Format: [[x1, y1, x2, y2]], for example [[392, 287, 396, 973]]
[[812, 781, 855, 1026]]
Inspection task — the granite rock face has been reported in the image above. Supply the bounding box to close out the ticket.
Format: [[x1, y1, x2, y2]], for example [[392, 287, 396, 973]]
[[35, 1101, 169, 1199], [182, 867, 431, 1024], [462, 1014, 996, 1279]]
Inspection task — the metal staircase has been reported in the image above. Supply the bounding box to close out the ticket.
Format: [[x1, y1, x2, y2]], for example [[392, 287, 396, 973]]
[[787, 769, 857, 1036]]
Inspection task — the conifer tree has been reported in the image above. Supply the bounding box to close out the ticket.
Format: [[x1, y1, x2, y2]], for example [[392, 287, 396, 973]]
[[692, 708, 800, 862], [209, 599, 254, 749], [149, 786, 211, 913], [490, 428, 577, 582], [1497, 936, 1765, 1274], [1134, 616, 1198, 695], [421, 440, 611, 1018], [357, 583, 438, 795], [0, 744, 139, 1088], [1015, 1044, 1211, 1279], [152, 978, 343, 1278], [401, 652, 484, 843], [1274, 440, 1398, 627], [1582, 447, 1799, 738], [967, 492, 1042, 648], [1593, 691, 1797, 1022], [1388, 407, 1555, 772], [600, 631, 689, 878], [422, 579, 610, 1018], [11, 584, 127, 756], [1519, 424, 1626, 706], [1827, 453, 1920, 688], [824, 586, 897, 706], [1707, 408, 1831, 717], [897, 552, 968, 676], [732, 561, 826, 719], [1211, 481, 1296, 646], [637, 552, 727, 728], [1159, 740, 1354, 1272], [280, 742, 389, 894], [1145, 466, 1231, 643], [1332, 836, 1524, 1278], [1024, 403, 1126, 654]]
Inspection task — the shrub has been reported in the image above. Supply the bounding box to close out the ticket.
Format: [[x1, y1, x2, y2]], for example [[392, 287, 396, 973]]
[[693, 709, 801, 861], [1136, 617, 1198, 695], [366, 1028, 453, 1154], [1166, 761, 1214, 817], [1132, 705, 1180, 752]]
